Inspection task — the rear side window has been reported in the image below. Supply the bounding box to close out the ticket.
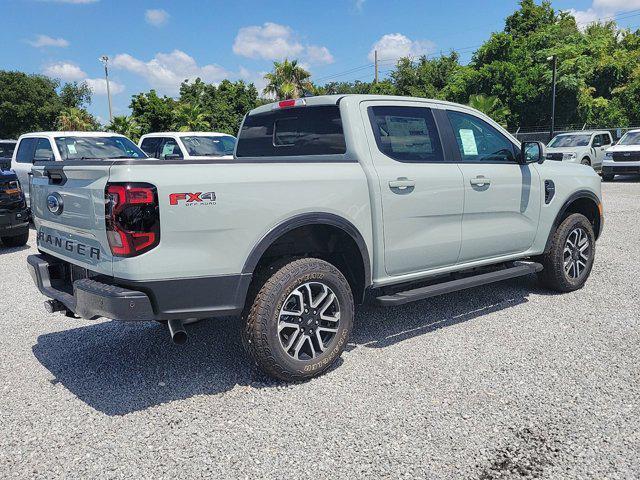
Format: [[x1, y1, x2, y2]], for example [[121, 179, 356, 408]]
[[236, 105, 346, 157], [140, 137, 161, 157], [15, 138, 37, 164], [34, 138, 54, 161], [368, 106, 444, 162]]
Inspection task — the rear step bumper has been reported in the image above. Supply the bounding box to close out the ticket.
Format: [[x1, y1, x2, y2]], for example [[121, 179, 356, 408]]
[[376, 262, 543, 307], [27, 254, 154, 321]]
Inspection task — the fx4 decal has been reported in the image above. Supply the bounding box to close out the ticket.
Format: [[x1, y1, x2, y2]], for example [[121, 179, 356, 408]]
[[169, 192, 217, 206]]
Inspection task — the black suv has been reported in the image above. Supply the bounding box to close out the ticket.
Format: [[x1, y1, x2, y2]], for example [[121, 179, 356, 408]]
[[0, 169, 29, 247]]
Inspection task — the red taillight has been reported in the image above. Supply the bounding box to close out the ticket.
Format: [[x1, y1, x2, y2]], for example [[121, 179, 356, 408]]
[[105, 182, 160, 257]]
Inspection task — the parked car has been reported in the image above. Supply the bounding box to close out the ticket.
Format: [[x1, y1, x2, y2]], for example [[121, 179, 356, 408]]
[[26, 95, 603, 381], [545, 130, 613, 172], [138, 132, 236, 160], [0, 140, 17, 171], [11, 131, 146, 204], [0, 169, 29, 247], [601, 128, 640, 181]]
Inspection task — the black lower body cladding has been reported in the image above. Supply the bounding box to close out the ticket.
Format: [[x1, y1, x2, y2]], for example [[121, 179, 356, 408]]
[[27, 254, 251, 321]]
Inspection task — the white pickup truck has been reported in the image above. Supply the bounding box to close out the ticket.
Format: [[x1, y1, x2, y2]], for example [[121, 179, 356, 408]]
[[27, 95, 603, 381]]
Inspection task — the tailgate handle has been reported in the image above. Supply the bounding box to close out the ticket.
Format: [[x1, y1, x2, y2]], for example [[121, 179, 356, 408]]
[[44, 169, 67, 186]]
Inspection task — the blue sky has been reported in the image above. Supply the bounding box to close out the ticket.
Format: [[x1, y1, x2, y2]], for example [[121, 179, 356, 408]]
[[2, 0, 640, 123]]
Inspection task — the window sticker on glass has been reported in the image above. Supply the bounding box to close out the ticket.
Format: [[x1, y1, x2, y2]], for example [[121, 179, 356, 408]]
[[162, 143, 175, 156], [385, 116, 433, 154], [459, 129, 478, 156], [67, 144, 77, 155]]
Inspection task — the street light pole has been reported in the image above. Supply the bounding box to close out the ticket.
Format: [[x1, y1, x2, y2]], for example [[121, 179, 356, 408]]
[[99, 55, 113, 124], [548, 54, 557, 141]]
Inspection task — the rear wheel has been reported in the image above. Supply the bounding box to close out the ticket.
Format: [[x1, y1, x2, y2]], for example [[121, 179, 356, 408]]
[[538, 213, 595, 292], [1, 231, 29, 248], [242, 258, 354, 381]]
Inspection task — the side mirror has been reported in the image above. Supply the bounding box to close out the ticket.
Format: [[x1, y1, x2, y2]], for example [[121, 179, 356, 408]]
[[521, 141, 546, 164]]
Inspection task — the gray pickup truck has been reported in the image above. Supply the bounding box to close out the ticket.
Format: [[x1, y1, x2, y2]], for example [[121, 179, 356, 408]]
[[27, 95, 603, 381]]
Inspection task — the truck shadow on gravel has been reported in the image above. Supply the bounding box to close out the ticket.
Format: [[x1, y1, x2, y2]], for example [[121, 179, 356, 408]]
[[33, 275, 549, 416]]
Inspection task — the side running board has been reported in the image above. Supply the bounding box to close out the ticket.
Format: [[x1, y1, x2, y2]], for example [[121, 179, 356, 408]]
[[376, 262, 543, 307]]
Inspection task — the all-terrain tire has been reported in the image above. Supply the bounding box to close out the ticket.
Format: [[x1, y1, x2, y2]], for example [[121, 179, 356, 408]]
[[242, 257, 354, 382], [537, 213, 595, 292], [1, 231, 29, 248]]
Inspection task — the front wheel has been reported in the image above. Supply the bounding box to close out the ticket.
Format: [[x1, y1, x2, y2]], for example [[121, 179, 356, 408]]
[[538, 213, 595, 292], [242, 258, 354, 381], [581, 157, 591, 167]]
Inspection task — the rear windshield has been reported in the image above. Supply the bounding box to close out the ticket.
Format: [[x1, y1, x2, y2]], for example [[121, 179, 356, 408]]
[[181, 136, 236, 156], [236, 105, 346, 157], [54, 136, 146, 160], [548, 134, 591, 147], [0, 142, 16, 158]]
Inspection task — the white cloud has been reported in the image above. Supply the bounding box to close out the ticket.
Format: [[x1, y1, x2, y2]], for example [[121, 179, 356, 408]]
[[305, 45, 334, 65], [43, 62, 86, 81], [233, 22, 334, 65], [85, 78, 125, 95], [368, 33, 435, 62], [145, 9, 169, 27], [111, 50, 232, 94], [354, 0, 365, 11], [28, 34, 69, 48], [569, 0, 640, 30]]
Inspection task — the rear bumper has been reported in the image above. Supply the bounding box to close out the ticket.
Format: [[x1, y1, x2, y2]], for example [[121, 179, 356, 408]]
[[27, 254, 251, 321], [0, 207, 29, 236]]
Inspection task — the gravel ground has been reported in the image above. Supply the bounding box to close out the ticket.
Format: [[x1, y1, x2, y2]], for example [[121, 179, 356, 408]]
[[1, 179, 639, 479]]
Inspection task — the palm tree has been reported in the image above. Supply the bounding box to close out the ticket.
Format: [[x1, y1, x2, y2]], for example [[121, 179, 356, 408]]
[[172, 103, 210, 132], [107, 115, 141, 141], [468, 94, 510, 126], [55, 107, 96, 131], [263, 59, 313, 100]]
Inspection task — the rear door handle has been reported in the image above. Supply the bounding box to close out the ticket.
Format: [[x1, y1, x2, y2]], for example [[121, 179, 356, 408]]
[[389, 178, 416, 190], [470, 176, 491, 186]]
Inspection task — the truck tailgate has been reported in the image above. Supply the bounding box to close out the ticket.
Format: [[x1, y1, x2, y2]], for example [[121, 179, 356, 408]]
[[31, 163, 113, 276]]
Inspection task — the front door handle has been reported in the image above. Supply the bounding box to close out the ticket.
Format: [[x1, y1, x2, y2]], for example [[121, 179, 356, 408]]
[[389, 178, 416, 190], [470, 175, 491, 187]]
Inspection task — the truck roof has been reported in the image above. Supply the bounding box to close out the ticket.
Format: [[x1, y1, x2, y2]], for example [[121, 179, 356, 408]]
[[18, 131, 127, 139], [140, 132, 234, 138], [248, 94, 478, 116]]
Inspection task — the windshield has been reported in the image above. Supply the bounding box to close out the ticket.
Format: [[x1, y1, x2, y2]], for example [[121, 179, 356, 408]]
[[617, 131, 640, 146], [0, 142, 16, 158], [180, 136, 236, 157], [54, 136, 146, 160], [548, 134, 591, 148]]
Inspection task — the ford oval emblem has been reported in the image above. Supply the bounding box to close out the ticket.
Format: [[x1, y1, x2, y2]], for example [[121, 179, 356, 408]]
[[47, 193, 63, 215]]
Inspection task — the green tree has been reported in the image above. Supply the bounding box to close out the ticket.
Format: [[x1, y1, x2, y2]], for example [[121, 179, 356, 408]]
[[59, 81, 92, 109], [172, 103, 211, 131], [107, 115, 141, 141], [263, 59, 313, 99], [129, 90, 176, 135], [468, 94, 511, 126], [179, 78, 261, 135], [0, 71, 62, 138], [55, 107, 98, 131]]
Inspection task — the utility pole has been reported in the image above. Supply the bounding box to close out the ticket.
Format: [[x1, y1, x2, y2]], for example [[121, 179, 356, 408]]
[[374, 49, 379, 84], [547, 55, 557, 141], [99, 55, 113, 124]]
